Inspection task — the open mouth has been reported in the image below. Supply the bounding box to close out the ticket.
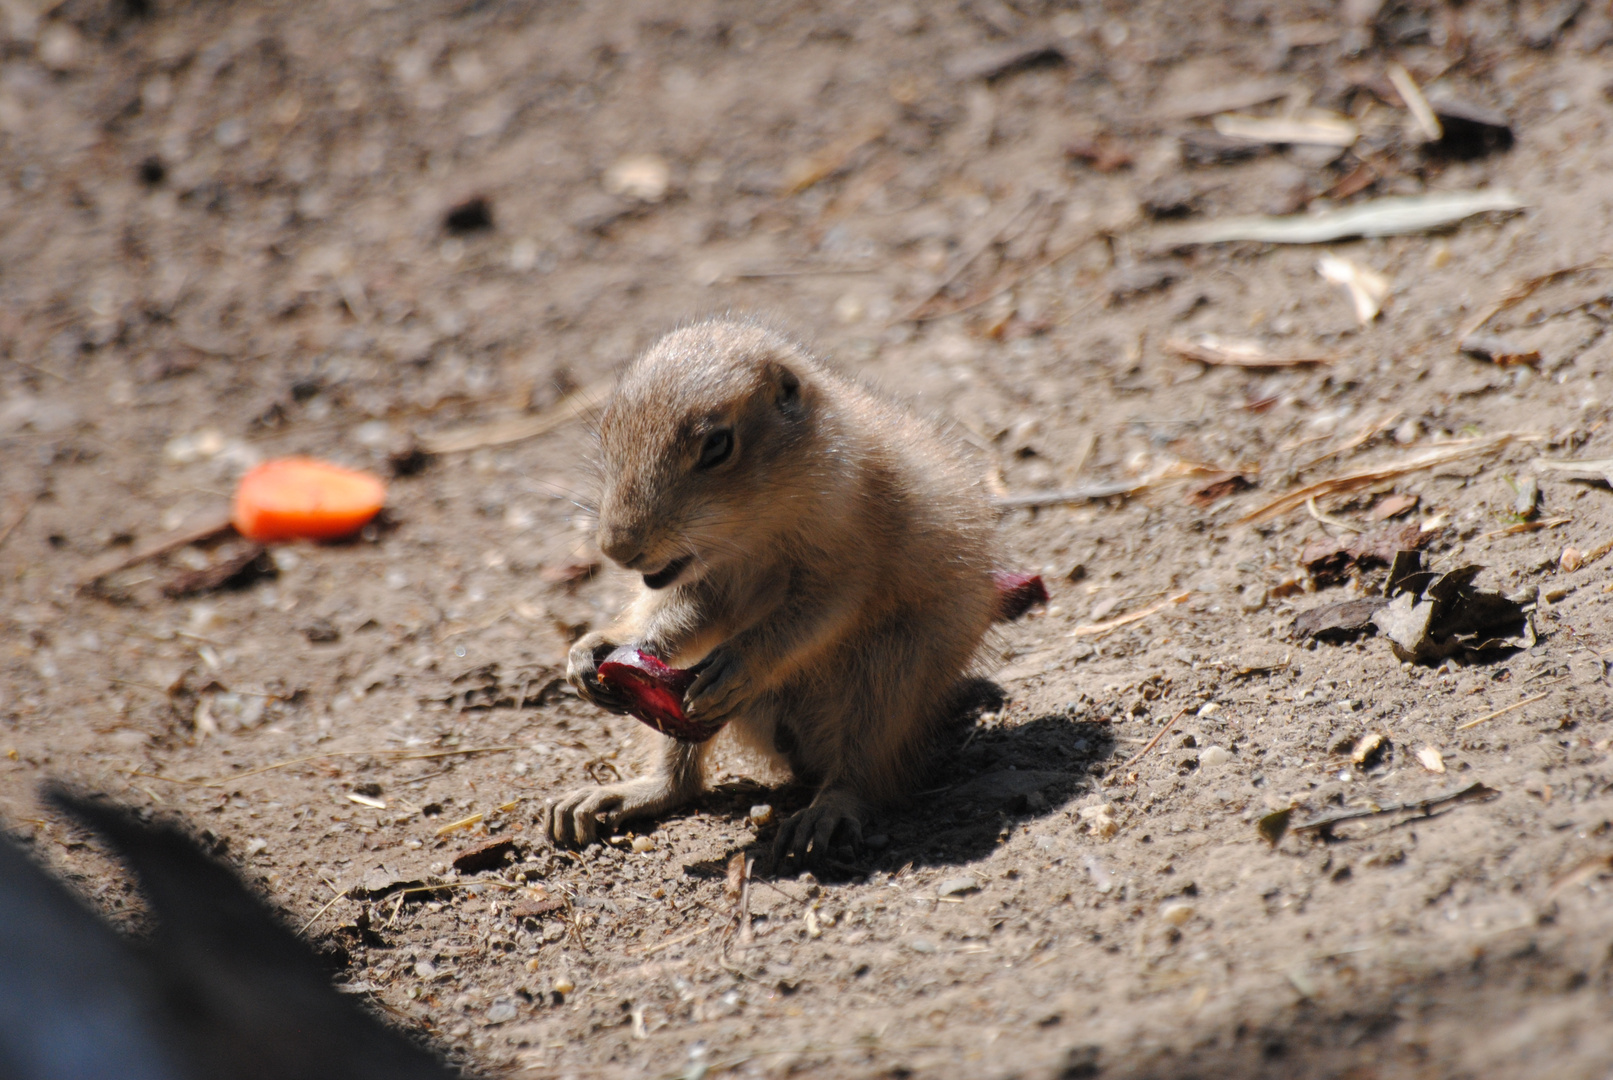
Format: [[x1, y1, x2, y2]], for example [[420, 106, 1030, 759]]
[[642, 555, 692, 590]]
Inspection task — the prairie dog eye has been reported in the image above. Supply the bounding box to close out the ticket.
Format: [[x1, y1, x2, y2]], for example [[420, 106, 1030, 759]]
[[696, 428, 734, 470]]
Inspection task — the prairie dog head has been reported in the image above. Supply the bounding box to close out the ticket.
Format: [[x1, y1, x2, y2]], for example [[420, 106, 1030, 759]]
[[594, 320, 820, 590]]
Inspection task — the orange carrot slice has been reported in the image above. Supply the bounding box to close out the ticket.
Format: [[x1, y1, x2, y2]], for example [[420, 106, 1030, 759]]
[[232, 457, 387, 543]]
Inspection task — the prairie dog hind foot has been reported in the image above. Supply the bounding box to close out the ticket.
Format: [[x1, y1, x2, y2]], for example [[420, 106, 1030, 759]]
[[773, 788, 866, 864]]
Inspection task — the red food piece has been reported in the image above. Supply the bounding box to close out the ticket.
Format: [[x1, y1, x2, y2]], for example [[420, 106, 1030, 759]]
[[993, 571, 1049, 622], [595, 648, 727, 742]]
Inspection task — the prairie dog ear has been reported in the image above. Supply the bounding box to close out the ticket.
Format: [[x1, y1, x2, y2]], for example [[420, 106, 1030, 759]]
[[770, 362, 804, 416]]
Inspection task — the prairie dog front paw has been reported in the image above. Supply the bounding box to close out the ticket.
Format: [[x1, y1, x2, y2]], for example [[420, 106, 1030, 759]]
[[566, 631, 629, 712], [547, 777, 684, 847], [683, 647, 754, 724]]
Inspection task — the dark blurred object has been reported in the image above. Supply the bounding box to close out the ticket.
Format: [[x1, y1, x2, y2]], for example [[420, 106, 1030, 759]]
[[1426, 97, 1514, 161], [946, 38, 1068, 81], [1520, 0, 1585, 48], [443, 196, 494, 234], [387, 442, 435, 478], [1064, 137, 1132, 173], [0, 787, 461, 1080], [1139, 176, 1202, 219], [160, 545, 275, 599], [1179, 129, 1268, 166]]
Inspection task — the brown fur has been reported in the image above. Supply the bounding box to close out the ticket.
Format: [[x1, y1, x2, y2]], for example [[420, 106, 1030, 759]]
[[547, 318, 999, 861]]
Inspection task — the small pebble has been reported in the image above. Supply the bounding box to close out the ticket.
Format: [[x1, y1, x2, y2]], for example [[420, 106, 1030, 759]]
[[1084, 855, 1113, 893], [524, 957, 541, 973], [486, 1002, 517, 1025], [936, 876, 979, 897], [907, 937, 938, 954], [631, 835, 654, 853], [748, 804, 775, 828], [1161, 901, 1195, 927], [1199, 745, 1231, 768], [1078, 803, 1118, 838], [603, 154, 669, 202], [552, 976, 575, 995]]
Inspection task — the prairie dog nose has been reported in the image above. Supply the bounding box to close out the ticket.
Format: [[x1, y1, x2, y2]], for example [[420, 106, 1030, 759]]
[[598, 527, 643, 568]]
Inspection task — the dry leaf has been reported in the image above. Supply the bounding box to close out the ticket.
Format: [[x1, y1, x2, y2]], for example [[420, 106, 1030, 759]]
[[1257, 807, 1293, 847], [1212, 110, 1359, 147], [1291, 597, 1387, 640], [1535, 457, 1613, 486], [1165, 333, 1330, 368], [1318, 253, 1391, 323], [1301, 522, 1432, 586], [1154, 189, 1525, 248], [1370, 561, 1536, 663], [1387, 63, 1442, 141], [603, 154, 670, 202], [1351, 732, 1386, 766], [1371, 493, 1419, 521]]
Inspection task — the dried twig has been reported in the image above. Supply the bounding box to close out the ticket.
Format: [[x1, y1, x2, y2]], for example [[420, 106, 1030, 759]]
[[434, 812, 484, 837], [996, 460, 1226, 511], [1387, 63, 1442, 141], [910, 234, 1103, 325], [297, 888, 350, 935], [640, 922, 718, 956], [1305, 497, 1361, 533], [898, 191, 1043, 322], [1546, 854, 1613, 903], [1152, 189, 1525, 248], [420, 381, 611, 455], [128, 745, 520, 789], [723, 852, 756, 951], [1070, 592, 1191, 638], [1240, 435, 1522, 524], [781, 120, 887, 195], [76, 512, 235, 588], [1455, 690, 1553, 731], [1291, 413, 1403, 474], [1582, 536, 1613, 566], [1479, 517, 1571, 540], [1534, 456, 1613, 486], [1292, 782, 1498, 835], [1165, 334, 1331, 369], [991, 479, 1150, 509], [1461, 261, 1613, 342], [1212, 111, 1358, 147], [1121, 705, 1192, 768], [724, 265, 879, 281], [0, 492, 37, 553]]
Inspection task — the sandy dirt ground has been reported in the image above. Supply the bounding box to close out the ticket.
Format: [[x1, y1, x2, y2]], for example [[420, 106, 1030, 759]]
[[3, 1, 1613, 1077]]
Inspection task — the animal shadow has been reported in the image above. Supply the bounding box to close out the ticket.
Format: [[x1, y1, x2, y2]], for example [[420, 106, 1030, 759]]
[[706, 679, 1119, 881], [872, 679, 1118, 872]]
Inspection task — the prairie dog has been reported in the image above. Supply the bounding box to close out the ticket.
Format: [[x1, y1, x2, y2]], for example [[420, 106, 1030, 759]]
[[549, 318, 999, 861]]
